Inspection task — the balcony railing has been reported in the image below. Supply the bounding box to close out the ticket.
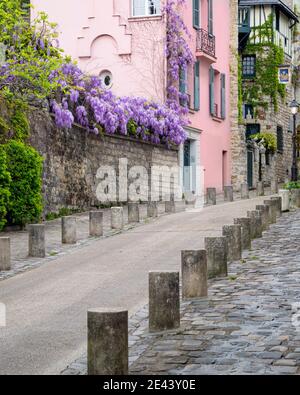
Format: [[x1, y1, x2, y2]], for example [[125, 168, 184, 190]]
[[196, 28, 216, 59]]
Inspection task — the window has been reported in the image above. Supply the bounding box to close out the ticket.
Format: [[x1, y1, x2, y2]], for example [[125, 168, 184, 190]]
[[246, 124, 260, 139], [242, 55, 256, 78], [277, 126, 284, 153], [243, 104, 254, 119], [209, 66, 215, 116], [194, 61, 200, 110], [100, 70, 113, 89], [193, 0, 200, 29], [208, 0, 213, 35], [220, 73, 226, 119], [275, 8, 280, 31], [132, 0, 160, 17], [179, 68, 187, 107]]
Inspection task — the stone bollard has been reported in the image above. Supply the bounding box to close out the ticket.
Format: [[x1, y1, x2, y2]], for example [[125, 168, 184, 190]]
[[224, 186, 234, 202], [264, 200, 277, 224], [256, 181, 264, 196], [256, 205, 270, 231], [241, 183, 249, 199], [87, 308, 128, 375], [222, 225, 242, 262], [204, 237, 228, 279], [290, 189, 300, 209], [0, 237, 11, 271], [279, 189, 290, 212], [234, 218, 251, 250], [28, 224, 46, 258], [247, 211, 263, 239], [89, 211, 103, 237], [271, 197, 282, 218], [62, 216, 77, 244], [147, 201, 158, 218], [149, 271, 180, 332], [165, 200, 175, 213], [207, 188, 217, 205], [128, 203, 140, 223], [271, 180, 279, 194], [181, 250, 208, 299], [111, 207, 123, 230]]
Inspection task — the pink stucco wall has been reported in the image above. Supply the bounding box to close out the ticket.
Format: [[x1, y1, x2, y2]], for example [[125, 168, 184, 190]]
[[31, 0, 232, 193]]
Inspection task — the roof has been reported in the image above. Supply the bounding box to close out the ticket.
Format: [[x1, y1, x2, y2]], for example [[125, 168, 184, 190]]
[[239, 0, 299, 22]]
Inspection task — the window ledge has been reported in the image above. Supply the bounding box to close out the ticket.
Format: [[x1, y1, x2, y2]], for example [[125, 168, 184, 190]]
[[212, 116, 224, 123], [128, 15, 163, 22]]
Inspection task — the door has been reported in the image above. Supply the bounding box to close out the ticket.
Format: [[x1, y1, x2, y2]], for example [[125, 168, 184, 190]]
[[247, 150, 253, 188], [183, 140, 191, 192]]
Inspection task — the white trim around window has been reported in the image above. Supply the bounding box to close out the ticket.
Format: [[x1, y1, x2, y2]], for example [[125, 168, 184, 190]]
[[132, 0, 161, 17]]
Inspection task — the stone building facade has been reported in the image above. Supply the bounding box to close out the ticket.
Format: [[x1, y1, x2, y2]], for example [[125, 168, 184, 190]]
[[231, 0, 298, 190]]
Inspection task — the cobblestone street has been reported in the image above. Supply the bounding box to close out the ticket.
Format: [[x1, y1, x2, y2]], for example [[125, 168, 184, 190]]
[[63, 208, 300, 375]]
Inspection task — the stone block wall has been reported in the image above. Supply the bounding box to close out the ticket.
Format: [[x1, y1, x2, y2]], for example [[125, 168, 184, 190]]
[[28, 110, 179, 215]]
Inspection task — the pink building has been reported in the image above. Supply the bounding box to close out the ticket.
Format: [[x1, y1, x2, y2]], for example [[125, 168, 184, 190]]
[[31, 0, 231, 195]]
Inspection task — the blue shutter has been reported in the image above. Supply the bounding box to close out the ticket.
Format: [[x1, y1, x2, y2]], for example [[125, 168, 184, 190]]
[[209, 66, 215, 116], [193, 0, 200, 29], [208, 0, 213, 35], [179, 68, 187, 94], [194, 61, 200, 110], [221, 73, 226, 119]]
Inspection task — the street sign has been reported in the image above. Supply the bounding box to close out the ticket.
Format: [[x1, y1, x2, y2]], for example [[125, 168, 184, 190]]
[[278, 65, 291, 84]]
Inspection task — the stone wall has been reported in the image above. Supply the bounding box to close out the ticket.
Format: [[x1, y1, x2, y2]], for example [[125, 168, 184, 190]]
[[28, 110, 179, 215]]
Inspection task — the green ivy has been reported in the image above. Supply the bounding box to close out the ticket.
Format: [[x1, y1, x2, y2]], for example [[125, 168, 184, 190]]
[[0, 93, 29, 142], [240, 15, 286, 118], [283, 181, 300, 190]]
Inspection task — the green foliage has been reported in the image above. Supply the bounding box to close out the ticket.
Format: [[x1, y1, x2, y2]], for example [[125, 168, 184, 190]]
[[283, 181, 300, 190], [0, 93, 29, 142], [4, 140, 43, 227], [241, 15, 285, 116], [45, 207, 80, 221], [0, 145, 11, 230], [250, 132, 277, 154]]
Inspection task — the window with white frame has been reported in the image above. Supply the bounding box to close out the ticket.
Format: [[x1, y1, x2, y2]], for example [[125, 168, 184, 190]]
[[132, 0, 161, 17]]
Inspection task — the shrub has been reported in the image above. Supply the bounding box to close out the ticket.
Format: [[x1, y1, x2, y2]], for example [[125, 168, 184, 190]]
[[0, 145, 11, 230], [283, 181, 300, 190], [250, 132, 277, 154], [4, 140, 43, 227]]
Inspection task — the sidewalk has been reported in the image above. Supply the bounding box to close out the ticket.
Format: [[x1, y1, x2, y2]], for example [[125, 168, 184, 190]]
[[0, 195, 277, 374], [63, 208, 300, 375]]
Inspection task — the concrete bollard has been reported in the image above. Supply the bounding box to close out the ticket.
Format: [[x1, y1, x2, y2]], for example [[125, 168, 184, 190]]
[[222, 225, 242, 262], [111, 207, 123, 230], [290, 189, 300, 209], [28, 224, 46, 257], [128, 203, 140, 223], [204, 237, 228, 279], [271, 197, 282, 218], [89, 211, 103, 237], [234, 218, 251, 250], [264, 200, 277, 224], [271, 180, 279, 194], [62, 216, 77, 244], [149, 271, 180, 332], [224, 186, 234, 202], [241, 183, 249, 199], [147, 201, 158, 218], [181, 250, 208, 299], [207, 188, 217, 205], [256, 205, 270, 231], [247, 211, 263, 239], [0, 237, 11, 271], [279, 189, 290, 212], [256, 181, 264, 196], [87, 308, 128, 375]]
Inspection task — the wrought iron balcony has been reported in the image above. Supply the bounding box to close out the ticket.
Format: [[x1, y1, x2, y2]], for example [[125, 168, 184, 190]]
[[196, 28, 216, 59]]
